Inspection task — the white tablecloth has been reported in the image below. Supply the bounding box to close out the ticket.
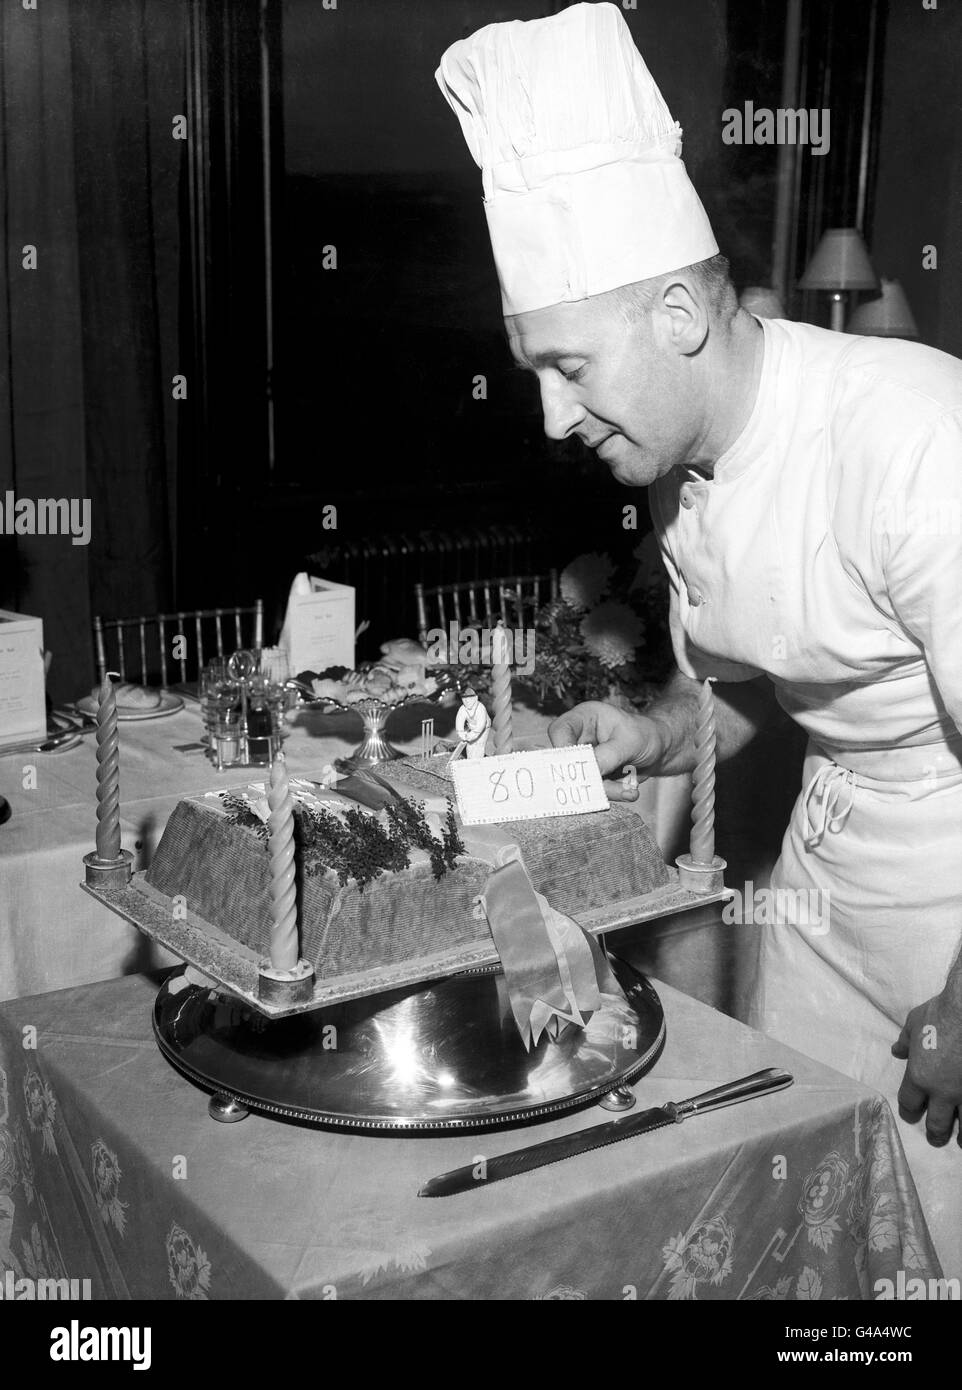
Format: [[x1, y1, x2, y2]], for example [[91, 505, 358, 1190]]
[[0, 697, 693, 1001]]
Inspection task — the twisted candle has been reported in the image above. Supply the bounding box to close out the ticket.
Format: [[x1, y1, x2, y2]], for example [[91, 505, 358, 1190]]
[[267, 755, 299, 970], [491, 621, 513, 755], [690, 678, 717, 865], [95, 673, 122, 860]]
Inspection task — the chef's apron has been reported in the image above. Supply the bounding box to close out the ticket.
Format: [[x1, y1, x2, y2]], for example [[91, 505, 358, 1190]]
[[753, 739, 962, 1282], [651, 317, 962, 1279]]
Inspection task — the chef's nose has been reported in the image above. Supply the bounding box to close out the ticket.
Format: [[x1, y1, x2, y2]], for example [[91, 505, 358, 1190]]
[[539, 375, 586, 441]]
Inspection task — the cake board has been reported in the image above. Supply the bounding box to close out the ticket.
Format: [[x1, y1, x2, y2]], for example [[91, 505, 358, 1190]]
[[81, 872, 731, 1018]]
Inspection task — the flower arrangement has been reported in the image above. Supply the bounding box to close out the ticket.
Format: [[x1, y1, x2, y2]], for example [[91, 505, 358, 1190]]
[[498, 537, 671, 711]]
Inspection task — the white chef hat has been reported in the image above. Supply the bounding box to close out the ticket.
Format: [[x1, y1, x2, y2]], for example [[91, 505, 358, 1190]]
[[436, 1, 718, 317]]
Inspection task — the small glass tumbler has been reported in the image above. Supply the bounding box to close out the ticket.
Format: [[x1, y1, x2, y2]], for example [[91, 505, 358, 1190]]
[[264, 682, 288, 761], [200, 660, 230, 749], [210, 684, 242, 768]]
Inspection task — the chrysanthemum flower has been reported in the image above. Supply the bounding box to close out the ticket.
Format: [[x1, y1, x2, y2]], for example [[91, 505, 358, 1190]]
[[559, 552, 615, 611], [579, 601, 644, 668]]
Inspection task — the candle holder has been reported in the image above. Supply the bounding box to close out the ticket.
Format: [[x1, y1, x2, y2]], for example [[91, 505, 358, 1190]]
[[83, 848, 134, 890], [675, 851, 727, 895], [257, 959, 315, 1006]]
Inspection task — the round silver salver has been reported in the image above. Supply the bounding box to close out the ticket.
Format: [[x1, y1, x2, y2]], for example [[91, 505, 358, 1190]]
[[153, 956, 665, 1132]]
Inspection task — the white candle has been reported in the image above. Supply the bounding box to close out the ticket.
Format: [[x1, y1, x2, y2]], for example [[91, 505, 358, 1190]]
[[267, 755, 298, 970], [491, 621, 512, 755]]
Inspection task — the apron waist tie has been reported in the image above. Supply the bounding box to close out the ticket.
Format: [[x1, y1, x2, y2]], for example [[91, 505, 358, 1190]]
[[803, 761, 857, 849]]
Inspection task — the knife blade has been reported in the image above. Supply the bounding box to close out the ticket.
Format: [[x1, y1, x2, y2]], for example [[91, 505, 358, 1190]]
[[418, 1067, 794, 1197]]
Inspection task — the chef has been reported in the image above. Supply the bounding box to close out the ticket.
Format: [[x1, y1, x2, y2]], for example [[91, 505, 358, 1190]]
[[437, 2, 962, 1277]]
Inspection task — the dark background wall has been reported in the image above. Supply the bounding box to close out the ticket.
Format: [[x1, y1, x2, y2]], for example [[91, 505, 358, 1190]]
[[273, 0, 737, 610], [872, 0, 962, 358]]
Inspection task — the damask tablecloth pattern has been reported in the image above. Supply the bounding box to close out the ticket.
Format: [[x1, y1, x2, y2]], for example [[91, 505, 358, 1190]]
[[0, 974, 939, 1301]]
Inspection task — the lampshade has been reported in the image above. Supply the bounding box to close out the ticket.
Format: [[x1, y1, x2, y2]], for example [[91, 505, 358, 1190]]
[[799, 228, 878, 292], [847, 279, 919, 339], [739, 286, 787, 319]]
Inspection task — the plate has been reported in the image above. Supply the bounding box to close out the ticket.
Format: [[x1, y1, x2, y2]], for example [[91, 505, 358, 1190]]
[[151, 956, 665, 1133], [75, 691, 185, 721]]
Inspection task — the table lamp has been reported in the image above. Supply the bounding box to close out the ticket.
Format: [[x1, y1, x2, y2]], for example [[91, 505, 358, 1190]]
[[847, 278, 919, 339], [799, 228, 878, 332]]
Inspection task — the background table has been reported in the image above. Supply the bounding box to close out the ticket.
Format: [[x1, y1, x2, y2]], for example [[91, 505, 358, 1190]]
[[0, 697, 692, 1002], [0, 972, 938, 1300]]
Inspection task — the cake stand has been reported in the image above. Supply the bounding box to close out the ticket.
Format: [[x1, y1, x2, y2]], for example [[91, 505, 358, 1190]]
[[287, 671, 461, 770], [152, 955, 665, 1132]]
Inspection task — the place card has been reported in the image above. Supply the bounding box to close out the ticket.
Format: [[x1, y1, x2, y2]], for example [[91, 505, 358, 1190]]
[[451, 745, 609, 825]]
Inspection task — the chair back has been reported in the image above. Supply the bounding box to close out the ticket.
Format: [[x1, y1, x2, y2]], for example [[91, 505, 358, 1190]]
[[93, 601, 264, 687], [415, 572, 557, 643]]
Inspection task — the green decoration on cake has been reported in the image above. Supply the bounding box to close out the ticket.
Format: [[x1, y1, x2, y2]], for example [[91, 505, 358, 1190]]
[[219, 788, 465, 891]]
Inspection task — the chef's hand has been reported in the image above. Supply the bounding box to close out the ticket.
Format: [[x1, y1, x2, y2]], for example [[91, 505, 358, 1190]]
[[892, 994, 962, 1147], [548, 701, 667, 802]]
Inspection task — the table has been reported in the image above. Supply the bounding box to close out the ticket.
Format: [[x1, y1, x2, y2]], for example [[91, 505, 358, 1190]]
[[0, 698, 691, 1002], [0, 972, 938, 1300]]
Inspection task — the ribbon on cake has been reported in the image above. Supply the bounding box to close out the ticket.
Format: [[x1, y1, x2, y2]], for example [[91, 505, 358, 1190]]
[[461, 822, 626, 1050], [293, 763, 627, 1049]]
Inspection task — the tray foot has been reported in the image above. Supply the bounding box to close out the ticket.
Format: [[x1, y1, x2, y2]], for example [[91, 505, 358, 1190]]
[[598, 1084, 636, 1112], [208, 1093, 249, 1124]]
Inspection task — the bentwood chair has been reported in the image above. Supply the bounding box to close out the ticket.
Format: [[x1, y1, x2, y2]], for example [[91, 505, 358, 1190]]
[[92, 601, 264, 688], [415, 572, 558, 644]]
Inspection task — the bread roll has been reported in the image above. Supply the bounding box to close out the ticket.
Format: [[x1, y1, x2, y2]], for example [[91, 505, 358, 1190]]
[[94, 681, 162, 710]]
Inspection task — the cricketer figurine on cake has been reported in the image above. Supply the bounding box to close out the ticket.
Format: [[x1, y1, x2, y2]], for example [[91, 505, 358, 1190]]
[[438, 2, 962, 1275], [454, 686, 491, 759]]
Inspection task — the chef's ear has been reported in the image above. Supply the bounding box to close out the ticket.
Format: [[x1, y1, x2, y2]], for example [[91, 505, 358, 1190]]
[[651, 277, 710, 357]]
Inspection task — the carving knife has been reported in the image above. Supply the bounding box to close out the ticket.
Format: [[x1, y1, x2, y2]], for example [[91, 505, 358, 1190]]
[[418, 1067, 794, 1197]]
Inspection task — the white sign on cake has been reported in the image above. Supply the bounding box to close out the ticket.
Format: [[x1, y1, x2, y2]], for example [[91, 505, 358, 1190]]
[[451, 745, 610, 826]]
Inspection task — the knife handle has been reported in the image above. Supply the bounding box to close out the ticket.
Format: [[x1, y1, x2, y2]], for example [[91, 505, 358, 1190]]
[[665, 1067, 793, 1122]]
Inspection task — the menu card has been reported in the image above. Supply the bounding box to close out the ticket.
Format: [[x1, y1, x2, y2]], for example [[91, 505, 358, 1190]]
[[0, 610, 46, 746], [283, 577, 355, 675]]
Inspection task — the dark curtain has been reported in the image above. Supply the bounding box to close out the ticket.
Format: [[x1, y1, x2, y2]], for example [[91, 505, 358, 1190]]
[[0, 0, 89, 701], [0, 0, 184, 702]]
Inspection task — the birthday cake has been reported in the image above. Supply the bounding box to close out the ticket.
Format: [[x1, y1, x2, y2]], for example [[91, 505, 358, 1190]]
[[141, 753, 670, 995]]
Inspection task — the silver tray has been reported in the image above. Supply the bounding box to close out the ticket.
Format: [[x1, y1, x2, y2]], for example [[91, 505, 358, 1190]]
[[152, 956, 665, 1132]]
